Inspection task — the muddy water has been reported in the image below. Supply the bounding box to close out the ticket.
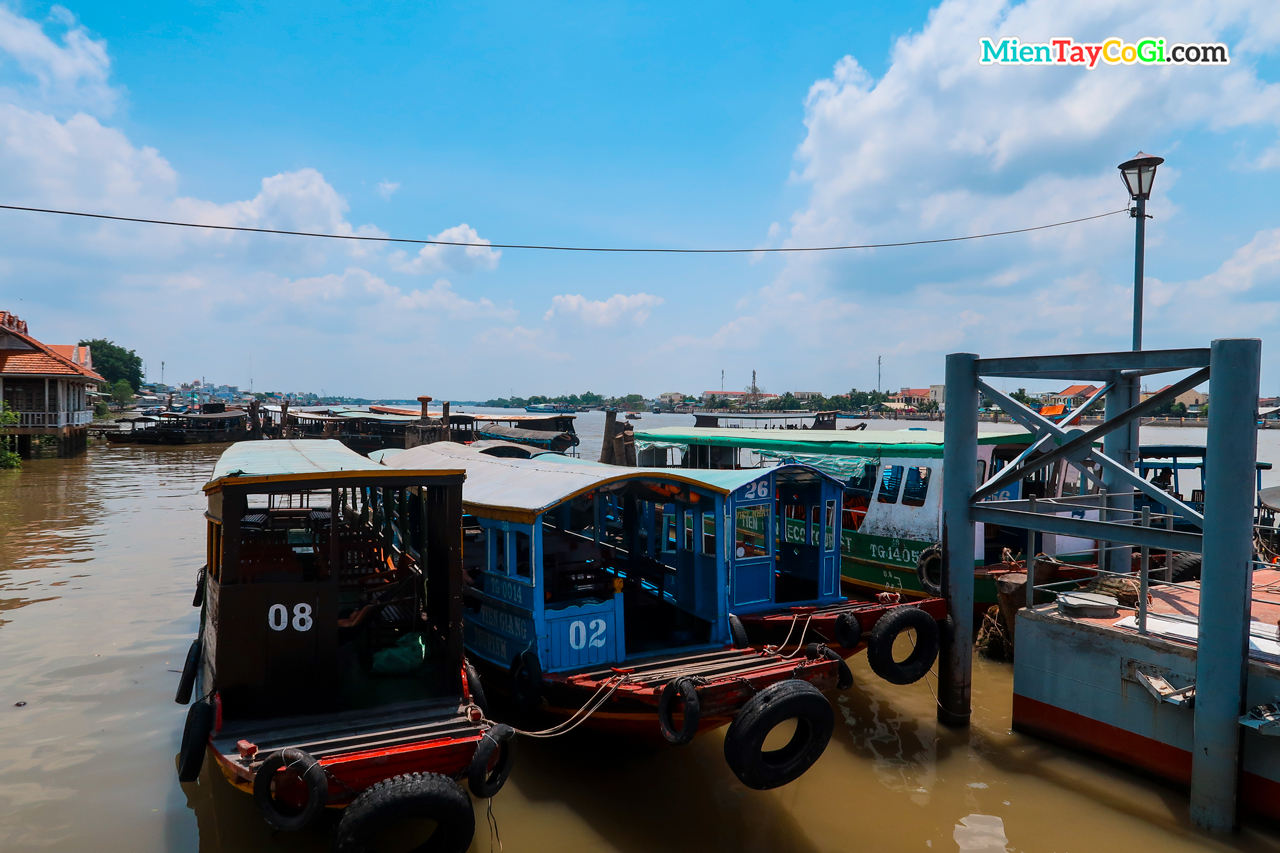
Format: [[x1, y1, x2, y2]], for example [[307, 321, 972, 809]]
[[4, 443, 1280, 852]]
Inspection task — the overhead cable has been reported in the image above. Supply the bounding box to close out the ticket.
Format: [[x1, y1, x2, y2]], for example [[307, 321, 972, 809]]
[[0, 203, 1129, 254]]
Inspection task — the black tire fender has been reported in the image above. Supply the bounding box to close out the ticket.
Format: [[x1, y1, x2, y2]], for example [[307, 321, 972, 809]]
[[468, 724, 516, 798], [177, 698, 213, 783], [723, 679, 834, 790], [728, 613, 750, 649], [866, 607, 939, 685], [175, 639, 201, 705], [916, 544, 943, 597], [465, 662, 489, 718], [833, 612, 863, 649], [252, 748, 328, 832], [1170, 552, 1202, 583], [334, 772, 475, 853], [192, 565, 206, 608], [820, 646, 854, 690], [657, 677, 701, 745], [509, 647, 543, 711]]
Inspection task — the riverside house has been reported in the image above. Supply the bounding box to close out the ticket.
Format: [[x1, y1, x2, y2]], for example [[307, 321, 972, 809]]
[[0, 312, 102, 456]]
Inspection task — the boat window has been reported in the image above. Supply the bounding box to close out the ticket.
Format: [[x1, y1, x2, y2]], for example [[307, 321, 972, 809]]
[[902, 466, 932, 507], [825, 500, 837, 550], [513, 531, 531, 578], [684, 513, 695, 550], [702, 513, 717, 556], [977, 459, 986, 484], [782, 504, 806, 544], [878, 465, 904, 504], [810, 504, 822, 546], [842, 491, 869, 532], [735, 505, 769, 559], [491, 529, 507, 574], [848, 464, 878, 498], [663, 513, 677, 552]]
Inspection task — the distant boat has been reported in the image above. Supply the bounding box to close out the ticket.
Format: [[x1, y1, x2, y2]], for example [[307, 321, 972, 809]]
[[524, 402, 576, 414], [625, 412, 641, 420]]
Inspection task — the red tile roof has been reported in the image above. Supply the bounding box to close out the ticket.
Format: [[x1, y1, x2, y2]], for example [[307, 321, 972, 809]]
[[1057, 384, 1099, 397], [0, 313, 103, 382]]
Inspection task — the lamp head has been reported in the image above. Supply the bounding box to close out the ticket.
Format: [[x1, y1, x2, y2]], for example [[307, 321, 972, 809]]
[[1118, 152, 1164, 200]]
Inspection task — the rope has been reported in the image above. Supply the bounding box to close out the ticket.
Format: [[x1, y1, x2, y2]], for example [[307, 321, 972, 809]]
[[776, 615, 815, 659], [503, 674, 630, 739], [486, 797, 503, 853]]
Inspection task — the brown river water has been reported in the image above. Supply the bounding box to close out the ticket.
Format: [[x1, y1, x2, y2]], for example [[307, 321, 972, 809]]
[[4, 437, 1280, 852]]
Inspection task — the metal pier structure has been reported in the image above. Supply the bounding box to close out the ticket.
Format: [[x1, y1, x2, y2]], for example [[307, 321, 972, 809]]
[[938, 339, 1264, 832]]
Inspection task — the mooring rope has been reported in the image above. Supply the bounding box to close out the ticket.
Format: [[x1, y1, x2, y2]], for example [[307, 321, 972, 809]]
[[500, 673, 631, 739]]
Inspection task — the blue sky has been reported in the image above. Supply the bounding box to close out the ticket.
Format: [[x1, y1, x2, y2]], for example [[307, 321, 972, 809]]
[[0, 1, 1277, 399]]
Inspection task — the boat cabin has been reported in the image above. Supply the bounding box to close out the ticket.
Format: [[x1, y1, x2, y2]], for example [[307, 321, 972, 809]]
[[198, 440, 466, 717]]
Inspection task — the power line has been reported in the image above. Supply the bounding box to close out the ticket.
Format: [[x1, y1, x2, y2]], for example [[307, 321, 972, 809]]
[[0, 203, 1128, 254]]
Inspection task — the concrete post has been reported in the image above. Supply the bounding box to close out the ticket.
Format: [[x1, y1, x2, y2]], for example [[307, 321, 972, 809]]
[[1101, 372, 1135, 574], [1190, 337, 1261, 831], [939, 352, 978, 727]]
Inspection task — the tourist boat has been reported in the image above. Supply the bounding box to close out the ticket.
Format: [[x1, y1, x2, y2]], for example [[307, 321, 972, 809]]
[[175, 440, 512, 853], [383, 442, 845, 790], [632, 426, 1099, 608], [108, 403, 252, 445], [524, 402, 576, 414], [374, 402, 582, 456], [283, 407, 419, 455]]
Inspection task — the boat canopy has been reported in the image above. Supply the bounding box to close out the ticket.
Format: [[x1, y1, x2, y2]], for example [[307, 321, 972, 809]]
[[633, 426, 1033, 460], [384, 442, 826, 522], [204, 439, 455, 493]]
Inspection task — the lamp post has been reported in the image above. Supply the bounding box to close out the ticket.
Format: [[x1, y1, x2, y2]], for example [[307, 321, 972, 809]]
[[1118, 152, 1164, 351]]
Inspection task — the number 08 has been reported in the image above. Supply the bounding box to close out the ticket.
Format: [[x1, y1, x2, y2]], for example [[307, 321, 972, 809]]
[[268, 603, 313, 632]]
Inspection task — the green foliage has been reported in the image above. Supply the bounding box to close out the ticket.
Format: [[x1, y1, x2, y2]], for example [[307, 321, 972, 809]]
[[0, 403, 19, 469], [1010, 388, 1039, 407], [79, 338, 143, 391], [110, 378, 135, 407], [93, 401, 110, 418]]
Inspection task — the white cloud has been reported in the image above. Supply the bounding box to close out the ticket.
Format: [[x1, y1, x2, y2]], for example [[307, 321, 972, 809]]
[[0, 5, 115, 114], [544, 292, 664, 326], [395, 278, 514, 320], [376, 180, 400, 200], [389, 223, 501, 274]]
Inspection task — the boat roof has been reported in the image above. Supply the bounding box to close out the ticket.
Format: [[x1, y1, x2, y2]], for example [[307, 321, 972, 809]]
[[204, 440, 461, 493], [161, 409, 248, 420], [632, 426, 1033, 459], [383, 443, 832, 523]]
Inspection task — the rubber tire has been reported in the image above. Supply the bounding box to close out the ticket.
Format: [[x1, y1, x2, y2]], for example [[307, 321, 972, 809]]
[[728, 614, 750, 649], [833, 613, 863, 650], [177, 698, 213, 783], [253, 748, 329, 832], [821, 647, 854, 690], [192, 565, 206, 608], [1170, 553, 1202, 583], [657, 677, 701, 745], [334, 772, 475, 853], [509, 648, 542, 711], [866, 607, 939, 686], [468, 724, 515, 798], [465, 662, 489, 718], [723, 679, 834, 790], [916, 544, 943, 597], [175, 639, 201, 705]]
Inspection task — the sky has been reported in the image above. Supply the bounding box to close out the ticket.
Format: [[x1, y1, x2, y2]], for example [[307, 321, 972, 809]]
[[0, 0, 1277, 400]]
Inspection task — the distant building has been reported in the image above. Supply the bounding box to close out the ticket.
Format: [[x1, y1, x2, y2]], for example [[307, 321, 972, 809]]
[[929, 384, 946, 412], [791, 391, 822, 401], [1142, 385, 1208, 409], [889, 387, 931, 407], [1051, 384, 1101, 408], [658, 392, 686, 406], [0, 311, 102, 456], [701, 390, 780, 403]]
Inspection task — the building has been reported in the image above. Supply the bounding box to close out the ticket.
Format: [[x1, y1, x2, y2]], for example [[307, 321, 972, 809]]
[[1050, 384, 1101, 408], [1141, 385, 1208, 410], [700, 390, 780, 405], [889, 387, 931, 407], [791, 391, 822, 401], [658, 392, 686, 406], [929, 384, 946, 413], [0, 312, 103, 456]]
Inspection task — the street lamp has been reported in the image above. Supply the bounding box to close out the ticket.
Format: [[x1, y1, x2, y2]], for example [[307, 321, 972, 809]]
[[1118, 152, 1164, 351]]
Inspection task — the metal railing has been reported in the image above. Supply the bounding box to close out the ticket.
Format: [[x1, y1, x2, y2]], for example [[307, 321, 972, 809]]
[[13, 410, 94, 428]]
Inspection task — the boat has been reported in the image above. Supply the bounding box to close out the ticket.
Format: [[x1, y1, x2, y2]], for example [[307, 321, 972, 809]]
[[383, 442, 845, 790], [625, 412, 641, 420], [392, 404, 581, 456], [282, 407, 419, 455], [524, 402, 576, 414], [631, 425, 1100, 609], [174, 440, 512, 852], [108, 403, 252, 445]]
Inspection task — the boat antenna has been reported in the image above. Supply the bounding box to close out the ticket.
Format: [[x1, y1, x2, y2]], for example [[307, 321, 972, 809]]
[[877, 355, 881, 394]]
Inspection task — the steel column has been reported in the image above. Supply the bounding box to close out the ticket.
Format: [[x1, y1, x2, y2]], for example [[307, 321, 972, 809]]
[[1100, 373, 1135, 573], [939, 352, 978, 727], [1190, 337, 1262, 831]]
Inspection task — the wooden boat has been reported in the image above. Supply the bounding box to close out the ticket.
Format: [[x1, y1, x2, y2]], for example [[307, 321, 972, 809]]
[[109, 404, 252, 445], [632, 426, 1100, 609], [174, 440, 511, 852], [383, 443, 844, 789]]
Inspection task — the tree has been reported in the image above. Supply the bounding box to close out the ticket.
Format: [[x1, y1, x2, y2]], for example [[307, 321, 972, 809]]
[[111, 379, 135, 407], [80, 338, 143, 391], [1010, 388, 1038, 408]]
